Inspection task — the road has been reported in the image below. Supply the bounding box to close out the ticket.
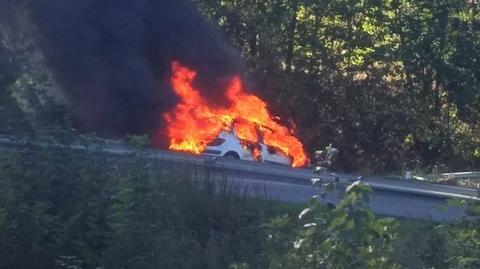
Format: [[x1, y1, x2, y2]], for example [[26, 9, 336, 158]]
[[191, 157, 478, 222], [1, 137, 478, 222], [73, 141, 480, 222]]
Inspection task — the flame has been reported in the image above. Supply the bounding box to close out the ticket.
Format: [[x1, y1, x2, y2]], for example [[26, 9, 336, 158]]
[[233, 119, 258, 143], [162, 61, 308, 167]]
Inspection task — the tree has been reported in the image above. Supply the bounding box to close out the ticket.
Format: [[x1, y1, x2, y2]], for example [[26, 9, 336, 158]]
[[195, 0, 480, 172]]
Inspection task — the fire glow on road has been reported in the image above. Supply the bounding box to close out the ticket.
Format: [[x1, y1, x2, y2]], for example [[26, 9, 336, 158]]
[[161, 61, 308, 167]]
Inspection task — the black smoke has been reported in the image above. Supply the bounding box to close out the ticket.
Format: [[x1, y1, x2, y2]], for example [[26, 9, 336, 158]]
[[14, 0, 244, 138]]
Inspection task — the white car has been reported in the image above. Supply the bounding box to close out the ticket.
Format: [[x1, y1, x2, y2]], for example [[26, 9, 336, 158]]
[[202, 129, 293, 166]]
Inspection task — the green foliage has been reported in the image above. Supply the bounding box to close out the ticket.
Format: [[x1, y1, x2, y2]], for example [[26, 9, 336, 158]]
[[0, 143, 113, 268], [0, 141, 274, 268], [440, 195, 480, 269], [392, 195, 480, 269], [195, 0, 480, 172], [392, 220, 449, 268], [264, 181, 400, 269], [126, 134, 151, 149]]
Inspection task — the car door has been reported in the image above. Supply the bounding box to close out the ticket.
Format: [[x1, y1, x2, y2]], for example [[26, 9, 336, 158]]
[[260, 144, 291, 165]]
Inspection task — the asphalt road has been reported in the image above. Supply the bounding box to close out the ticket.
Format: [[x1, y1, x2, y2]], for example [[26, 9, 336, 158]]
[[1, 137, 478, 222], [208, 165, 476, 222]]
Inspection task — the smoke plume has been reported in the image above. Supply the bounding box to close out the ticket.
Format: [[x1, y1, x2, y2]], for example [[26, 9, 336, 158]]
[[15, 0, 244, 137]]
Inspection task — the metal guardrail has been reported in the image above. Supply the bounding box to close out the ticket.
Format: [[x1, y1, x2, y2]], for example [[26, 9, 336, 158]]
[[0, 136, 478, 201], [439, 171, 480, 181], [83, 144, 480, 201]]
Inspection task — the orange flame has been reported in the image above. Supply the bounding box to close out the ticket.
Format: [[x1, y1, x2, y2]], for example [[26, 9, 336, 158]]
[[162, 61, 308, 167]]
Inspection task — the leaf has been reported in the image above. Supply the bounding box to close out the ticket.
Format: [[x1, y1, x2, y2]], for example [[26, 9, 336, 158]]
[[314, 166, 326, 174], [329, 213, 347, 230], [299, 208, 312, 220], [346, 180, 362, 193], [294, 238, 305, 249], [311, 177, 322, 185]]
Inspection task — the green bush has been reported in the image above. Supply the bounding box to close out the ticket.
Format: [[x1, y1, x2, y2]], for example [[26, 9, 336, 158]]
[[263, 182, 400, 269], [0, 142, 273, 268]]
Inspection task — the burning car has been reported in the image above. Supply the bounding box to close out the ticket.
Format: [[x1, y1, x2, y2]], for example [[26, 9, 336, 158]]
[[161, 61, 308, 167], [202, 126, 293, 166]]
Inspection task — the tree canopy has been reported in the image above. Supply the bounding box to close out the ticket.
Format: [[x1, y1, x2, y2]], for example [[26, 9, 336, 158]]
[[195, 0, 480, 172]]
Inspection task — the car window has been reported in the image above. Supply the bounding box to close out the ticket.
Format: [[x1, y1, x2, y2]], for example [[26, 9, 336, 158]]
[[267, 146, 276, 154], [207, 138, 225, 146]]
